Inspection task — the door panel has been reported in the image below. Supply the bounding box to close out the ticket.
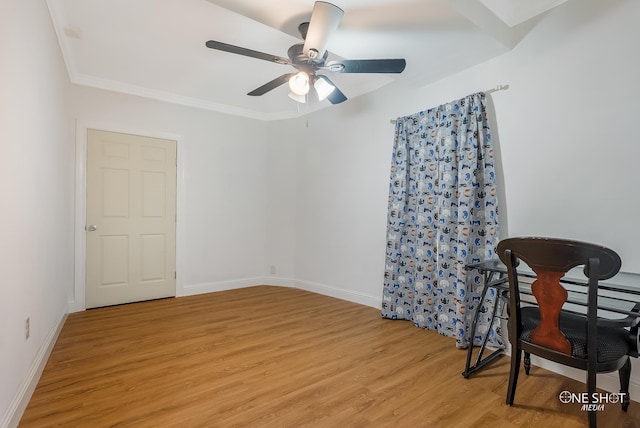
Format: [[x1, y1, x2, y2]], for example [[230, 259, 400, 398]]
[[86, 129, 176, 308]]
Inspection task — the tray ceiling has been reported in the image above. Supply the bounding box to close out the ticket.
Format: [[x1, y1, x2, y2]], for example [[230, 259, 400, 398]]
[[46, 0, 568, 120]]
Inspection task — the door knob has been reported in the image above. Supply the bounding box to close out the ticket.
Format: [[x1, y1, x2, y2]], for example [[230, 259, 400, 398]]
[[87, 224, 98, 231]]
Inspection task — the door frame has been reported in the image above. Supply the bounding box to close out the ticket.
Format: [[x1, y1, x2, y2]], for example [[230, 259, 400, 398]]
[[72, 121, 185, 312]]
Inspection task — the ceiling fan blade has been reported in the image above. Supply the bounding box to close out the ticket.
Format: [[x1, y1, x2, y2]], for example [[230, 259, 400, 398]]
[[327, 59, 406, 74], [206, 40, 291, 65], [247, 73, 295, 96], [317, 75, 347, 104], [303, 2, 343, 60]]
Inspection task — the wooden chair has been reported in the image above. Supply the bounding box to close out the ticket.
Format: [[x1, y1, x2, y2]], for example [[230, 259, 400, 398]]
[[497, 237, 635, 428]]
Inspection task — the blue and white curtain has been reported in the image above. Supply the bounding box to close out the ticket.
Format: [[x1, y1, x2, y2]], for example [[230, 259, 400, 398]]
[[381, 92, 502, 348]]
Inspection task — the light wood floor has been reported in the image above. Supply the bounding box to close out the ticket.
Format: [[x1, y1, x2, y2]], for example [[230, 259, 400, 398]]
[[20, 286, 640, 427]]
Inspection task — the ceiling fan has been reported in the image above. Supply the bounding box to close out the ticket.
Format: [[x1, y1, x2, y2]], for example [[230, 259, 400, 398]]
[[205, 1, 406, 105]]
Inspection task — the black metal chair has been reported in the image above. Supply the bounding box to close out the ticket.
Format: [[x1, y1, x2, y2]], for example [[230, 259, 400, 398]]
[[497, 237, 636, 428]]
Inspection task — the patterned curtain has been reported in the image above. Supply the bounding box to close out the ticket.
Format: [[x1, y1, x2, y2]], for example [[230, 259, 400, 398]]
[[381, 92, 502, 348]]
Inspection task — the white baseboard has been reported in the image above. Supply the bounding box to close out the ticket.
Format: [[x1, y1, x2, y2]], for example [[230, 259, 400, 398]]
[[1, 310, 67, 428], [262, 275, 296, 288], [294, 279, 382, 309], [178, 276, 267, 296], [179, 276, 382, 310], [67, 298, 84, 314]]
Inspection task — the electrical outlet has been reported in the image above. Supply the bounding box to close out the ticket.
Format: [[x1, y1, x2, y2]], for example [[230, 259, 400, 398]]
[[25, 317, 30, 340], [270, 265, 276, 275]]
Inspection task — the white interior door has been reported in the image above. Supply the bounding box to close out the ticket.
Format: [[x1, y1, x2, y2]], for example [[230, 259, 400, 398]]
[[86, 129, 177, 309]]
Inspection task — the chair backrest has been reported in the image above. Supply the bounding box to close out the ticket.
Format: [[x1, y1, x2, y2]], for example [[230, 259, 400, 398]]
[[497, 237, 621, 355]]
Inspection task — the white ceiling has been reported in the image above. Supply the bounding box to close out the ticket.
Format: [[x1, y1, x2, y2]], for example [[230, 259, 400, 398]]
[[46, 0, 569, 121]]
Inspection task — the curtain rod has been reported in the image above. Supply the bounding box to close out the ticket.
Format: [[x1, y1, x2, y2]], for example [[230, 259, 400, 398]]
[[389, 84, 509, 124], [484, 83, 509, 94]]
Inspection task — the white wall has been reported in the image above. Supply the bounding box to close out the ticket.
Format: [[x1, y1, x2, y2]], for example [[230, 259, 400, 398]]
[[285, 101, 395, 307], [263, 121, 299, 284], [0, 1, 74, 426], [69, 85, 272, 300], [289, 0, 640, 307]]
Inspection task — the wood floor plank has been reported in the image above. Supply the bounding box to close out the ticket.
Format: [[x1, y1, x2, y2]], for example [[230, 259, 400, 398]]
[[19, 286, 640, 427]]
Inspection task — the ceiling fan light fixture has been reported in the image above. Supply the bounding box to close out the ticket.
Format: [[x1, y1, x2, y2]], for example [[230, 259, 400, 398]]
[[289, 71, 310, 95], [288, 92, 306, 103], [314, 77, 335, 101]]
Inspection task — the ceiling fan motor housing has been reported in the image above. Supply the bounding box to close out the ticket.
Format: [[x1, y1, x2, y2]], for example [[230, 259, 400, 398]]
[[288, 43, 327, 68]]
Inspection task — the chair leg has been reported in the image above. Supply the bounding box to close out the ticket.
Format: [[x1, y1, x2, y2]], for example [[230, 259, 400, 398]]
[[524, 352, 531, 375], [506, 348, 521, 406], [587, 366, 597, 428], [588, 408, 596, 428], [619, 357, 631, 412]]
